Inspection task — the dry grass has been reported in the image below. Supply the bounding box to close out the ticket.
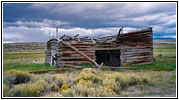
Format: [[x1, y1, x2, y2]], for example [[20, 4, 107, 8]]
[[3, 68, 152, 97]]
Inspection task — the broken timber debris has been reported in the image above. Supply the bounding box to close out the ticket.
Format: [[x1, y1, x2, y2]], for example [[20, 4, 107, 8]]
[[45, 27, 154, 68]]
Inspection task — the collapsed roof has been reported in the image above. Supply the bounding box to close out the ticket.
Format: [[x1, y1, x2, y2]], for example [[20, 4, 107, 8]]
[[57, 27, 152, 44]]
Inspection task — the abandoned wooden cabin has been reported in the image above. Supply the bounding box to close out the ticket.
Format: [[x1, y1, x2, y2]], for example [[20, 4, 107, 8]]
[[45, 27, 154, 68]]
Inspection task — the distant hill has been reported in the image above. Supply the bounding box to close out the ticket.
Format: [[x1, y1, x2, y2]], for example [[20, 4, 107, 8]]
[[3, 39, 176, 52], [3, 42, 46, 52], [153, 39, 176, 44]]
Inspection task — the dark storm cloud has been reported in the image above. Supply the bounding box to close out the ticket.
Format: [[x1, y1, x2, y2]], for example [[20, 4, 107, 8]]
[[3, 3, 176, 42]]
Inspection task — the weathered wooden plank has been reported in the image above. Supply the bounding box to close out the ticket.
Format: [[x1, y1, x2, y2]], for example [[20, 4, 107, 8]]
[[60, 56, 95, 59], [60, 45, 93, 48], [127, 59, 154, 64], [120, 34, 152, 39], [124, 51, 153, 55], [60, 51, 95, 54], [124, 53, 153, 58], [60, 43, 95, 46], [123, 51, 153, 55], [123, 61, 154, 65], [124, 58, 153, 63], [122, 46, 152, 49], [124, 48, 152, 52], [60, 47, 95, 51], [94, 48, 121, 50], [60, 57, 95, 61], [123, 56, 153, 60], [61, 61, 91, 65], [95, 44, 121, 48], [60, 53, 95, 58]]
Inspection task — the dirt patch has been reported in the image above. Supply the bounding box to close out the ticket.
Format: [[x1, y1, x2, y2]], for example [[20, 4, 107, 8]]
[[120, 86, 143, 95], [120, 85, 176, 97]]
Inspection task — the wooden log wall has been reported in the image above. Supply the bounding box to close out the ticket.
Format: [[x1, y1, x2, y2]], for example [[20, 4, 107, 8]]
[[94, 28, 154, 65], [59, 43, 96, 66], [46, 39, 60, 66], [119, 28, 154, 65]]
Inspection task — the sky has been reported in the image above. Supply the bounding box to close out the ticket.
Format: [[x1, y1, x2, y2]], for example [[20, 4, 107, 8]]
[[3, 2, 176, 42]]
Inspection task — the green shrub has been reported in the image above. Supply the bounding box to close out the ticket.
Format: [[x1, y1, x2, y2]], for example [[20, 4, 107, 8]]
[[95, 86, 117, 97], [61, 84, 93, 97], [73, 84, 95, 97], [12, 80, 48, 97], [81, 68, 97, 74], [104, 72, 126, 87], [5, 70, 32, 84], [61, 84, 117, 97], [12, 84, 25, 97], [42, 74, 53, 83], [50, 83, 60, 91], [30, 75, 42, 83], [77, 68, 102, 87], [51, 74, 71, 90], [3, 84, 10, 97], [42, 92, 63, 97], [54, 78, 64, 89], [3, 74, 16, 87], [128, 75, 142, 85], [61, 89, 75, 97], [61, 82, 71, 91], [103, 72, 149, 92]]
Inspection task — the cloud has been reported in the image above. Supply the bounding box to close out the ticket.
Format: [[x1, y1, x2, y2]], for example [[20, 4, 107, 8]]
[[38, 26, 139, 38], [3, 3, 176, 42], [31, 3, 108, 14], [161, 35, 176, 38], [3, 26, 46, 42], [4, 19, 69, 28], [3, 24, 140, 42], [3, 33, 24, 40], [30, 3, 176, 24], [152, 25, 176, 33]]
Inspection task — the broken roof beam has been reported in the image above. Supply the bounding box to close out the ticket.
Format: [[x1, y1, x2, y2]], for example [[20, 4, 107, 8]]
[[116, 27, 123, 42], [60, 35, 72, 40]]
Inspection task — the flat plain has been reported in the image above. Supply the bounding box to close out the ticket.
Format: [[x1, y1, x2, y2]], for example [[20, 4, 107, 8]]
[[3, 41, 176, 97]]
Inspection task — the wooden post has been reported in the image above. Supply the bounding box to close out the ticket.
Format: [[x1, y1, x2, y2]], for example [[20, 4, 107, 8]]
[[116, 27, 123, 42], [50, 55, 53, 66], [56, 27, 58, 38]]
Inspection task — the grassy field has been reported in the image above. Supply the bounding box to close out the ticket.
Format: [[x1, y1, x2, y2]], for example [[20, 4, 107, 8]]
[[3, 52, 56, 72], [3, 44, 176, 97]]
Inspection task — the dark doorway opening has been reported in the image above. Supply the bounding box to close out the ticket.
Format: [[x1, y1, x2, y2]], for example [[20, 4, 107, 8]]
[[96, 50, 121, 66]]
